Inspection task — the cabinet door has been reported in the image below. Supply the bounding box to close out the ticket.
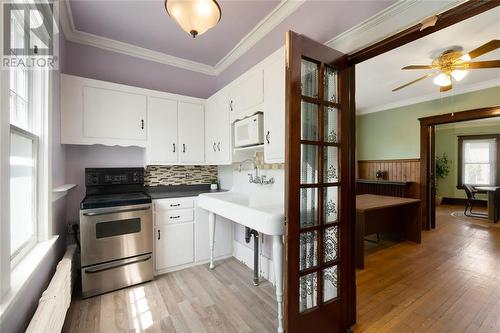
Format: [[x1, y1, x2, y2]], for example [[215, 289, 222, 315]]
[[194, 203, 233, 262], [204, 96, 218, 164], [263, 54, 285, 163], [155, 223, 194, 271], [147, 97, 178, 164], [229, 69, 264, 120], [178, 102, 205, 163], [83, 86, 147, 141]]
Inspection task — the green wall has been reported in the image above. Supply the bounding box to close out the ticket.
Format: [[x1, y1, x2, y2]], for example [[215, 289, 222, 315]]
[[356, 86, 500, 160], [435, 123, 500, 198]]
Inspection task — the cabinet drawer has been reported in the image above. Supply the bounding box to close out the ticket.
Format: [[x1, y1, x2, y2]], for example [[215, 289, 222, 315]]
[[156, 209, 193, 225], [155, 223, 194, 271], [154, 198, 194, 211]]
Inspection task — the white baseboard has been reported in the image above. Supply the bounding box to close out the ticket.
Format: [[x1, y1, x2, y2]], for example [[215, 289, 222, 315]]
[[154, 253, 233, 276], [232, 240, 275, 286]]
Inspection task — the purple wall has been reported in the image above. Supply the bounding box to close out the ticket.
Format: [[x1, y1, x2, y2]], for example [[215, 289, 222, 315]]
[[64, 41, 217, 99]]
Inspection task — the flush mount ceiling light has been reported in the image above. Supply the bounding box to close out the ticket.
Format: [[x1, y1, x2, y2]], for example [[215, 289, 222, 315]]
[[165, 0, 221, 38]]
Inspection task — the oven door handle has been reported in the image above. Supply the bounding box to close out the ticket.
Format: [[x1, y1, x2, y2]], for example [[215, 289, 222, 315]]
[[82, 206, 151, 217], [83, 254, 152, 274]]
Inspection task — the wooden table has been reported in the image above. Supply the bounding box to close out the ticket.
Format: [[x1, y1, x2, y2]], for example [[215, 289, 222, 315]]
[[356, 194, 421, 269], [475, 186, 500, 222]]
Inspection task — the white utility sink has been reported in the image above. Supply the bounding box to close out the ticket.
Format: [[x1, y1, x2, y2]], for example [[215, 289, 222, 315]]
[[198, 191, 285, 333], [198, 191, 284, 236]]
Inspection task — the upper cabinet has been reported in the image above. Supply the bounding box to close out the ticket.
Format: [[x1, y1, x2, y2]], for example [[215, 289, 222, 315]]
[[229, 69, 264, 122], [178, 102, 205, 163], [61, 74, 148, 147], [205, 91, 231, 165], [263, 49, 285, 164], [147, 97, 178, 164]]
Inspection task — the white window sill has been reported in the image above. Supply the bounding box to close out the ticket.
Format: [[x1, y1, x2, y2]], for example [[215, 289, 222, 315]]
[[52, 184, 77, 202], [0, 236, 58, 320]]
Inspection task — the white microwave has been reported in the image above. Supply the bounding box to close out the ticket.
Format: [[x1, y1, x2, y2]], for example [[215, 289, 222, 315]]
[[234, 113, 264, 148]]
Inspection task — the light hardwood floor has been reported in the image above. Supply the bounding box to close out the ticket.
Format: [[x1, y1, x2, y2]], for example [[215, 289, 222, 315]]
[[64, 205, 500, 332]]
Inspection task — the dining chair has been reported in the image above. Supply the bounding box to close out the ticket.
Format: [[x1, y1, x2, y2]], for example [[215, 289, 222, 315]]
[[494, 188, 500, 223], [463, 184, 488, 218]]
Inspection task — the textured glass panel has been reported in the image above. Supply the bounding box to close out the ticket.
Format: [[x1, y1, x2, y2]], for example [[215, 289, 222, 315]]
[[324, 226, 338, 262], [301, 59, 318, 98], [323, 266, 338, 302], [301, 102, 318, 141], [324, 146, 339, 183], [324, 66, 338, 103], [324, 107, 338, 143], [299, 272, 318, 312], [324, 187, 339, 224], [300, 188, 317, 228], [299, 231, 318, 270], [301, 144, 318, 184]]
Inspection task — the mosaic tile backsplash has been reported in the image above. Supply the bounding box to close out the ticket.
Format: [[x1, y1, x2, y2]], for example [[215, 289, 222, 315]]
[[145, 165, 218, 186]]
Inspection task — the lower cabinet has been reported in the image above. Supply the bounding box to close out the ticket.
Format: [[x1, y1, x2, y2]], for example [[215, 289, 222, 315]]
[[153, 196, 233, 273], [155, 223, 194, 270]]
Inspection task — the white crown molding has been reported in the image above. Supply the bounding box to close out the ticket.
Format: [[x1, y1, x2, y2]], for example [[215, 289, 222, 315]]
[[59, 0, 304, 76], [213, 0, 305, 75], [326, 0, 466, 54], [357, 77, 500, 115]]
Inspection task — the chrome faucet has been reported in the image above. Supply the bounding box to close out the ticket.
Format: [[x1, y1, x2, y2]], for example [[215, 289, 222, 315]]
[[238, 158, 275, 185]]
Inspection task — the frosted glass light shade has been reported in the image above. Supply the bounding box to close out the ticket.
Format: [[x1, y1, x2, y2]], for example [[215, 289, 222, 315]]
[[165, 0, 221, 38], [433, 73, 451, 87], [451, 69, 467, 81]]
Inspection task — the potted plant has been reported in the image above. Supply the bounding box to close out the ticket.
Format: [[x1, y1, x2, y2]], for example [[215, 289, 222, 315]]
[[435, 153, 451, 205], [210, 178, 219, 191]]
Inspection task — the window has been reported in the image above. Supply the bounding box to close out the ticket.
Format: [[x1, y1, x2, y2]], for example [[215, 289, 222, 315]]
[[8, 9, 48, 265], [458, 135, 500, 188]]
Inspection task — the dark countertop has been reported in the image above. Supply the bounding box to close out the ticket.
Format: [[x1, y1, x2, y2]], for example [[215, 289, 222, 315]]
[[145, 184, 227, 200]]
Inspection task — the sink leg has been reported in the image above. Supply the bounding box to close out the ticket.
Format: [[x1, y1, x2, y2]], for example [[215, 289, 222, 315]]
[[272, 235, 284, 333], [208, 212, 216, 270]]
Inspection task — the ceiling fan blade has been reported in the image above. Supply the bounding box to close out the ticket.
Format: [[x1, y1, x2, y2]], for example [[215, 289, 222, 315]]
[[466, 40, 500, 60], [440, 84, 452, 92], [392, 72, 437, 92], [402, 65, 434, 70], [456, 60, 500, 69]]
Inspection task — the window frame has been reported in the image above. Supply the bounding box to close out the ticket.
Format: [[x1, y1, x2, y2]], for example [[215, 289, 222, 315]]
[[9, 124, 39, 267], [457, 134, 500, 188]]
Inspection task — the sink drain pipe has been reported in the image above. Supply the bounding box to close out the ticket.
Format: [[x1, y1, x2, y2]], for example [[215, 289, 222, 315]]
[[245, 227, 260, 286]]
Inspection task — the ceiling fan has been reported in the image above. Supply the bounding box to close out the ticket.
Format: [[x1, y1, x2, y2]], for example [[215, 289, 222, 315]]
[[393, 39, 500, 93]]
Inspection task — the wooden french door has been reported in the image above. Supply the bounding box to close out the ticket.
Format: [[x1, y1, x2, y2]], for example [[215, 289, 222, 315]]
[[284, 31, 356, 332]]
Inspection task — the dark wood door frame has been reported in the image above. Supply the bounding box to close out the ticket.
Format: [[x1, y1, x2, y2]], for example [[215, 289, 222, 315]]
[[419, 106, 500, 230]]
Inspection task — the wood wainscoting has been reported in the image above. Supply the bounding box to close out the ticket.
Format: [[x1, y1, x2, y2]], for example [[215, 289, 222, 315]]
[[357, 159, 421, 199]]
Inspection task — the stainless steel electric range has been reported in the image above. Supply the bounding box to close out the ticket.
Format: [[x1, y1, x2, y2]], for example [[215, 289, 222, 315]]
[[80, 167, 153, 298]]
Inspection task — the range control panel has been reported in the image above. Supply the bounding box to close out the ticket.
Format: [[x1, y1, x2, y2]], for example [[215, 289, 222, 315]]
[[85, 168, 145, 186]]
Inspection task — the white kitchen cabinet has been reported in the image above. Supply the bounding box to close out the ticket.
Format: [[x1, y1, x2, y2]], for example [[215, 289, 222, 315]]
[[178, 102, 205, 163], [83, 87, 147, 141], [147, 97, 178, 164], [263, 51, 285, 163], [155, 223, 194, 271], [61, 74, 148, 147], [194, 202, 233, 262], [229, 69, 264, 121], [205, 91, 231, 165]]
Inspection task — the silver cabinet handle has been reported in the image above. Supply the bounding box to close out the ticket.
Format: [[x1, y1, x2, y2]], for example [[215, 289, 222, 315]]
[[213, 142, 217, 152], [217, 142, 221, 151], [84, 254, 152, 274], [266, 131, 270, 144], [173, 143, 176, 152], [82, 206, 150, 217], [158, 229, 161, 240]]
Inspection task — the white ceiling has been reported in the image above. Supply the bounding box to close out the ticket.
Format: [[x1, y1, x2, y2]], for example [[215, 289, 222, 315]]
[[356, 6, 500, 114]]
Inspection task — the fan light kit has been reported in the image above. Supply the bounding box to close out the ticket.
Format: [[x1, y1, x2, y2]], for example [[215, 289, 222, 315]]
[[165, 0, 221, 38], [393, 39, 500, 93]]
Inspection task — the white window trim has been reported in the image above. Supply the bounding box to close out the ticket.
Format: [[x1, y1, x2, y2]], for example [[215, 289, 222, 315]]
[[0, 1, 54, 300], [462, 138, 497, 186]]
